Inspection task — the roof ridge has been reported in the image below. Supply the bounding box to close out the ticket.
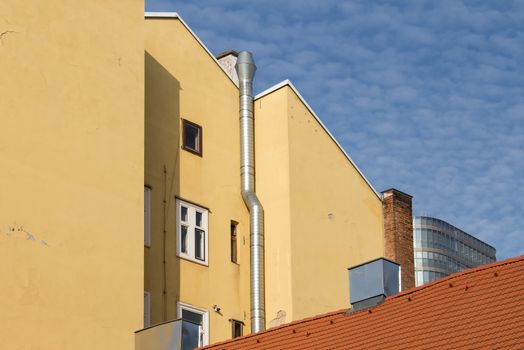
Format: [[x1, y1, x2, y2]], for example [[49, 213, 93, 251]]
[[391, 255, 524, 299]]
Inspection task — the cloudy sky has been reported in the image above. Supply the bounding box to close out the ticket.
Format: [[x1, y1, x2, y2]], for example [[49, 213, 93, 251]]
[[146, 0, 524, 260]]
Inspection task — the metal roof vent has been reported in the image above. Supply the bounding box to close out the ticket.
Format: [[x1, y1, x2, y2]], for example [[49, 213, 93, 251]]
[[348, 258, 400, 312]]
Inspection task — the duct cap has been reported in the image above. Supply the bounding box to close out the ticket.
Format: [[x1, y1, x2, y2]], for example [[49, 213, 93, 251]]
[[235, 51, 256, 81], [348, 257, 400, 312]]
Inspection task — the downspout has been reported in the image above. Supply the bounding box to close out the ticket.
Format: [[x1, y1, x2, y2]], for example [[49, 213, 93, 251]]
[[235, 51, 265, 333]]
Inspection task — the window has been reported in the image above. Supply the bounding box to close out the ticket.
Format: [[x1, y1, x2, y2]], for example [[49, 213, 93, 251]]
[[231, 221, 238, 263], [178, 302, 209, 347], [144, 291, 151, 328], [176, 198, 209, 265], [144, 186, 151, 247], [182, 119, 203, 156], [230, 319, 244, 338]]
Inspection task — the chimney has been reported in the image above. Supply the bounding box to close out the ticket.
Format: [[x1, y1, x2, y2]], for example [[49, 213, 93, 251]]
[[348, 258, 400, 312], [382, 188, 415, 290], [216, 50, 239, 85]]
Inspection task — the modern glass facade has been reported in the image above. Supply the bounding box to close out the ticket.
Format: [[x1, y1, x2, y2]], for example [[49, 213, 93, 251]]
[[413, 216, 496, 286]]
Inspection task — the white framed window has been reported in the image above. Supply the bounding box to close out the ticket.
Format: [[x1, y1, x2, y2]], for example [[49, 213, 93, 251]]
[[144, 291, 151, 328], [176, 198, 208, 265], [144, 186, 151, 247], [177, 301, 209, 347]]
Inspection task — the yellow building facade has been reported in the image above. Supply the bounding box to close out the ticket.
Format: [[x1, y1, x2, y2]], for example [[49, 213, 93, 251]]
[[2, 3, 391, 348], [255, 82, 384, 323], [144, 13, 252, 344], [143, 13, 384, 346], [0, 1, 144, 349]]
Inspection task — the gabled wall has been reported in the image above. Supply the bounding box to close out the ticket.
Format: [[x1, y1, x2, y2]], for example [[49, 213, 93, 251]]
[[287, 86, 384, 319], [0, 1, 144, 349], [145, 15, 251, 343], [255, 83, 384, 322]]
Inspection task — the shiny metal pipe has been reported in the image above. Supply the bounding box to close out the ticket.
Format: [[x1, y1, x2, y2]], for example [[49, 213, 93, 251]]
[[235, 51, 265, 333]]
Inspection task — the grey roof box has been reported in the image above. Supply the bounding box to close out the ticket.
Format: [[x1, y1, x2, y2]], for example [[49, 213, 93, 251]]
[[348, 257, 400, 312]]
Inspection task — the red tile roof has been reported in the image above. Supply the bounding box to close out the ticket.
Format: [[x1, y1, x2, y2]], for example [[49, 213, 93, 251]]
[[203, 255, 524, 349]]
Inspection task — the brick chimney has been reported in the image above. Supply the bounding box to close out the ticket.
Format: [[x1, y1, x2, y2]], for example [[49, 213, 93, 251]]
[[382, 188, 415, 290]]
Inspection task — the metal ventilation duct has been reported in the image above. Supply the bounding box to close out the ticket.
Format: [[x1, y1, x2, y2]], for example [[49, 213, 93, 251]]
[[235, 51, 266, 332]]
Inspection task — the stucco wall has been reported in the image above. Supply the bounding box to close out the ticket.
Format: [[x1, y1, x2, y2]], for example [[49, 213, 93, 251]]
[[0, 1, 144, 349], [286, 86, 384, 320], [145, 17, 251, 343], [254, 88, 294, 327], [256, 85, 384, 323]]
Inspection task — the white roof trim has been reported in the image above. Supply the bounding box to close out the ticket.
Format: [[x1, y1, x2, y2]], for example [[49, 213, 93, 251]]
[[144, 12, 238, 87], [255, 80, 381, 200], [144, 12, 179, 18]]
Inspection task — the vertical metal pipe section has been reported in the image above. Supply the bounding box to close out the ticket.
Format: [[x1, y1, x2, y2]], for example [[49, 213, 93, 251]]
[[235, 51, 265, 333]]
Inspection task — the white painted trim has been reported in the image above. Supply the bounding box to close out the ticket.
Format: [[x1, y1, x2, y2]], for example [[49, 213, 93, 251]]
[[177, 301, 209, 346], [254, 79, 292, 100], [255, 80, 381, 199], [144, 11, 179, 18], [144, 12, 238, 87], [176, 198, 209, 266]]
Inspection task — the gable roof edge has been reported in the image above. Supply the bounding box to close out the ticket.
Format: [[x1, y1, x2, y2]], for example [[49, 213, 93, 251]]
[[144, 12, 239, 88], [255, 80, 381, 200]]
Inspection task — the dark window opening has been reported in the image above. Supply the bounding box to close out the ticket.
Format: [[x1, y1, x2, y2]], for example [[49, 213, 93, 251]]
[[182, 119, 203, 156], [181, 225, 188, 253], [230, 319, 243, 338], [231, 221, 238, 263]]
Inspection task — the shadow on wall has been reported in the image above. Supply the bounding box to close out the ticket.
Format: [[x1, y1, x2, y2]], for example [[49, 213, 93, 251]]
[[145, 51, 181, 324]]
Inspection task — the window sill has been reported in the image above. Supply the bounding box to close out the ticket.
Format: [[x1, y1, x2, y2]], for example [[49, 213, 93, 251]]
[[182, 146, 203, 157], [177, 254, 209, 267]]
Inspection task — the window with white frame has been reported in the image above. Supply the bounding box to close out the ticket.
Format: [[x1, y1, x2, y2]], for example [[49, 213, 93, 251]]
[[176, 198, 208, 265], [144, 186, 151, 247], [178, 301, 209, 347], [144, 291, 151, 328]]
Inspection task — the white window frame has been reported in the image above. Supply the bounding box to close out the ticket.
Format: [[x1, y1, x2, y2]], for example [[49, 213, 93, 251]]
[[144, 186, 151, 247], [177, 301, 209, 347], [176, 198, 209, 266], [144, 291, 151, 328]]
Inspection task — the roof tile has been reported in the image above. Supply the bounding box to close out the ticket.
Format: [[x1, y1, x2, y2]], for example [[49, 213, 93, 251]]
[[202, 255, 524, 349]]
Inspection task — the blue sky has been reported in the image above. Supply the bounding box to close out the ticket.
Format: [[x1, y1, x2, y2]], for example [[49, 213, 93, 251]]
[[146, 0, 524, 260]]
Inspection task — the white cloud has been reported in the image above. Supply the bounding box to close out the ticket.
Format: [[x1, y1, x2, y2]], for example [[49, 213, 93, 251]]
[[146, 0, 524, 260]]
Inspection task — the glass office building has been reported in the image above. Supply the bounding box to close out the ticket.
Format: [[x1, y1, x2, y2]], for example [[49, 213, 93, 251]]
[[413, 216, 496, 286]]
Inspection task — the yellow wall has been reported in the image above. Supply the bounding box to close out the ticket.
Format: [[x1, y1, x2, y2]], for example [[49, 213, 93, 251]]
[[0, 3, 386, 347], [256, 85, 384, 322], [254, 88, 294, 323], [145, 17, 251, 344], [145, 16, 385, 338], [0, 1, 144, 349]]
